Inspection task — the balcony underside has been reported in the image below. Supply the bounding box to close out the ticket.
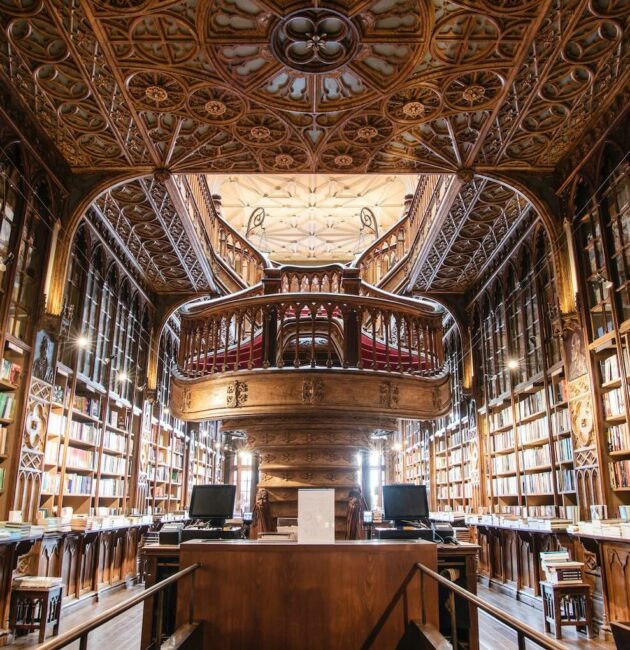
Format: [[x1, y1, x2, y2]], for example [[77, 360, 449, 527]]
[[171, 367, 451, 423]]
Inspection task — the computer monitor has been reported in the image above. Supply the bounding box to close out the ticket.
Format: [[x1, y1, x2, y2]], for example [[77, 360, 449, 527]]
[[383, 484, 429, 527], [189, 484, 236, 526]]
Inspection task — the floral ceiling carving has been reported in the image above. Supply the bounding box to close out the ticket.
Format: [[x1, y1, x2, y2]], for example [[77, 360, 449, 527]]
[[0, 0, 626, 175], [0, 0, 628, 294]]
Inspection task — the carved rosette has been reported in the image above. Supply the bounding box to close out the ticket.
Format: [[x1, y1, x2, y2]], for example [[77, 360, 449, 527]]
[[226, 380, 248, 408]]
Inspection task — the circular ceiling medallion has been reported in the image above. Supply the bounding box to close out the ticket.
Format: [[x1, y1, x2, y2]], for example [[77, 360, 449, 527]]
[[250, 126, 271, 141], [204, 99, 227, 116], [357, 127, 378, 141], [275, 153, 295, 168], [270, 8, 359, 74], [403, 102, 426, 118], [334, 154, 353, 167], [145, 85, 168, 103]]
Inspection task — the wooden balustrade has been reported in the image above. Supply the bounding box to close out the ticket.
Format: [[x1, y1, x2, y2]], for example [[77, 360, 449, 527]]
[[177, 291, 444, 378], [177, 175, 266, 287], [354, 174, 447, 288]]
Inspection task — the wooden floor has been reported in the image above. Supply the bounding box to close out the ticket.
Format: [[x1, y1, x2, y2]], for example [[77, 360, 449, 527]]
[[478, 584, 614, 649], [4, 586, 143, 649]]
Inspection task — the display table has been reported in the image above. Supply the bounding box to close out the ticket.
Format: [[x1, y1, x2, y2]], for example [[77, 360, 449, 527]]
[[176, 539, 438, 650]]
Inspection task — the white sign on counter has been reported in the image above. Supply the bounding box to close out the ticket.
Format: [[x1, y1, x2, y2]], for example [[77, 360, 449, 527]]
[[298, 489, 335, 544]]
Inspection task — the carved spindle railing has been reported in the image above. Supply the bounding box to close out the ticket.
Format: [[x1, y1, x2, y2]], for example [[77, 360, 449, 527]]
[[177, 175, 266, 289], [177, 292, 444, 379], [354, 174, 452, 290]]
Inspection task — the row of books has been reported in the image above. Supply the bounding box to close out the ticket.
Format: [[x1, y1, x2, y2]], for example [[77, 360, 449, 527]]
[[555, 437, 573, 463], [610, 459, 630, 488], [70, 421, 99, 445], [517, 416, 549, 444], [101, 453, 125, 474], [558, 468, 575, 493], [48, 412, 66, 437], [490, 405, 512, 430], [73, 395, 100, 418], [521, 471, 553, 495], [600, 353, 621, 383], [99, 478, 124, 497], [551, 408, 570, 434], [66, 447, 94, 470], [518, 391, 544, 418], [0, 393, 16, 421], [603, 387, 625, 419], [0, 359, 20, 385], [492, 453, 515, 474], [493, 475, 518, 496], [548, 377, 567, 404], [608, 422, 630, 452], [103, 430, 126, 452], [493, 429, 514, 452], [521, 443, 551, 469], [64, 473, 93, 495]]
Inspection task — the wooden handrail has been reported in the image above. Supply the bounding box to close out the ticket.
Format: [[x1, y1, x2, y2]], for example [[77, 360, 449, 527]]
[[37, 563, 201, 650], [177, 291, 445, 378], [363, 561, 566, 650], [415, 563, 566, 650]]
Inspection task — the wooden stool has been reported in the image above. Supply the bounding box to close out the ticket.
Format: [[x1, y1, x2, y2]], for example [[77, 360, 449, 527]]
[[9, 583, 63, 643], [540, 581, 593, 640]]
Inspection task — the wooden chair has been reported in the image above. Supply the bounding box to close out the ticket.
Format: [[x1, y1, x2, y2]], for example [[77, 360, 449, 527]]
[[9, 583, 63, 643], [540, 581, 593, 640]]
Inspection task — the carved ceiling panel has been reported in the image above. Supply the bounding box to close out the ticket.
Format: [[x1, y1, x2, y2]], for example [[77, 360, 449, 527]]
[[412, 177, 531, 293], [0, 0, 626, 175], [0, 0, 628, 298], [91, 177, 213, 293]]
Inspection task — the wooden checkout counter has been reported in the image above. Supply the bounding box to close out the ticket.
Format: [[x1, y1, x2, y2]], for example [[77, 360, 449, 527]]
[[141, 539, 479, 650]]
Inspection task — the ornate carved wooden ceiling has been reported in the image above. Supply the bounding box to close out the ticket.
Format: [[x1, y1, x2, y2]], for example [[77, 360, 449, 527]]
[[90, 177, 215, 292], [410, 178, 531, 293], [1, 0, 627, 175], [0, 0, 628, 294]]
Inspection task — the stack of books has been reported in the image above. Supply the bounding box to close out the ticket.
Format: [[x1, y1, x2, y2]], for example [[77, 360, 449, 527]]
[[13, 576, 62, 589], [540, 551, 585, 584]]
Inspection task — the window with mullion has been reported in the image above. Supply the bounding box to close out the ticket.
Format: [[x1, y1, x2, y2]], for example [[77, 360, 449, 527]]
[[78, 251, 103, 377], [507, 266, 525, 382], [0, 149, 21, 311], [537, 233, 562, 367], [577, 183, 614, 338], [7, 199, 49, 341], [493, 285, 509, 395], [603, 161, 630, 323], [94, 272, 115, 386], [522, 252, 543, 378]]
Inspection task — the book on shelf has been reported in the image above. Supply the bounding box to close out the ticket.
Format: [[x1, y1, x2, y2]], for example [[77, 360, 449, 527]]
[[608, 422, 630, 452], [0, 359, 21, 386], [609, 459, 630, 488], [0, 393, 16, 420], [600, 354, 620, 383], [543, 561, 585, 584], [603, 387, 625, 418], [0, 425, 7, 455]]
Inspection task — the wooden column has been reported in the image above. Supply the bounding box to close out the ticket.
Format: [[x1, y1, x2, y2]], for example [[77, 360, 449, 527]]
[[221, 415, 394, 535]]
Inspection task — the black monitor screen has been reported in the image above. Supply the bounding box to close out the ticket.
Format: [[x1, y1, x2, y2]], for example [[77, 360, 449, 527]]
[[383, 484, 429, 521], [189, 485, 236, 520]]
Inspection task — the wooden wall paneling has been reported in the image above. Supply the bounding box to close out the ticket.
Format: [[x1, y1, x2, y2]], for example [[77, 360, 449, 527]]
[[96, 530, 112, 589], [572, 537, 607, 631], [61, 533, 80, 601], [111, 528, 125, 585], [37, 534, 63, 578], [516, 532, 535, 595], [79, 533, 98, 596]]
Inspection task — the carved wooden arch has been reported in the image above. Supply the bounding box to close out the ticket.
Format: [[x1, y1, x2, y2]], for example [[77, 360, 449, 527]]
[[46, 169, 150, 316]]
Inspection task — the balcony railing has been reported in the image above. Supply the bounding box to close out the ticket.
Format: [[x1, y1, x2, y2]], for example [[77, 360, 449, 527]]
[[177, 287, 444, 378], [177, 175, 267, 288], [354, 174, 455, 290]]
